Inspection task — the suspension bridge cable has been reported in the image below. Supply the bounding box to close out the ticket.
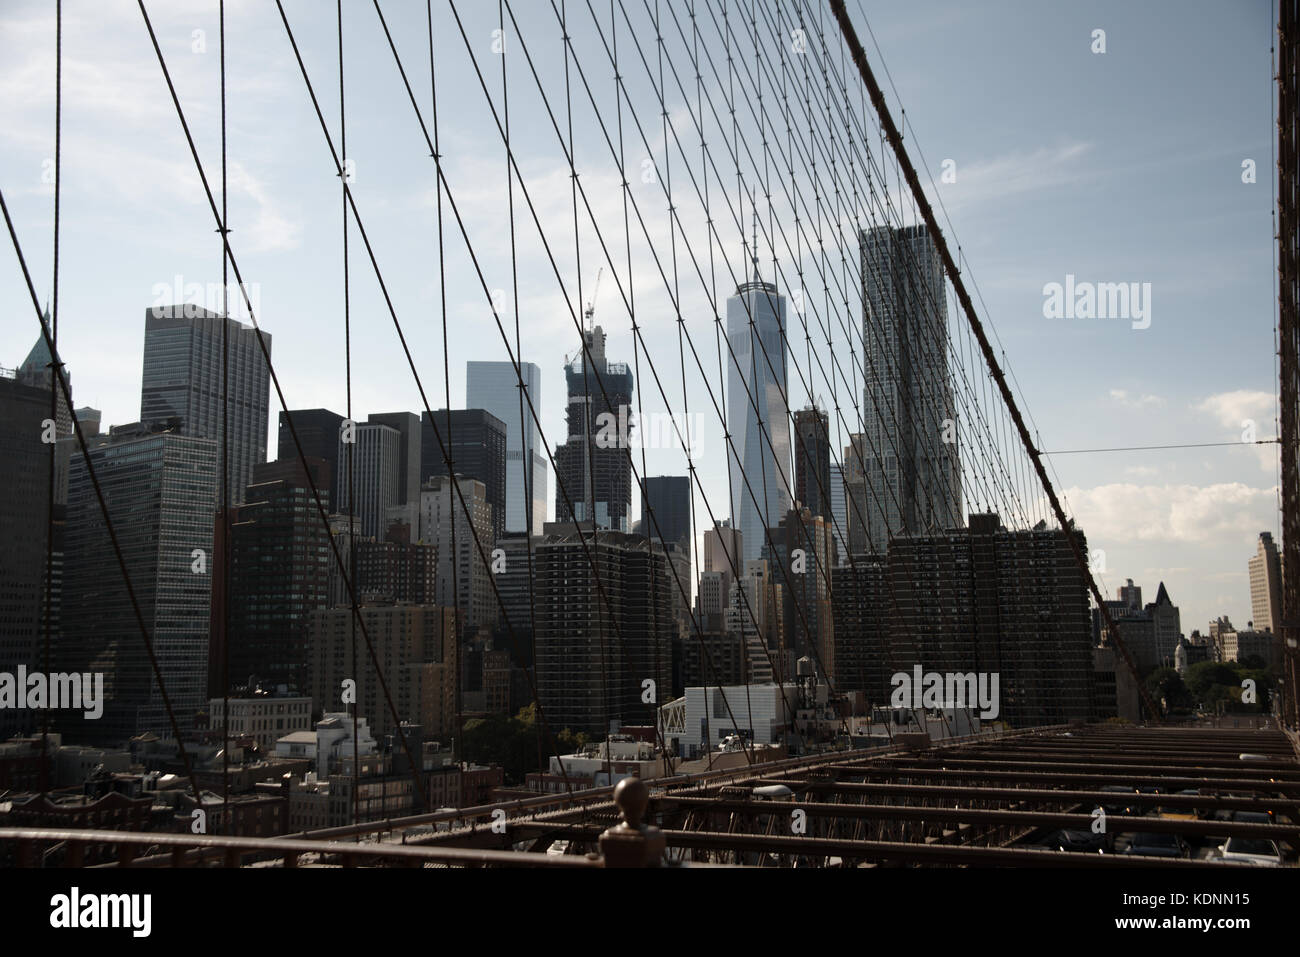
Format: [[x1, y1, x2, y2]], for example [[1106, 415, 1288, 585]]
[[136, 0, 433, 809], [1, 185, 206, 808]]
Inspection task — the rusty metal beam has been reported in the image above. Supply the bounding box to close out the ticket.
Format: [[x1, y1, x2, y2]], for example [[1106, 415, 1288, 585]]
[[505, 824, 1230, 868], [873, 756, 1300, 780], [651, 797, 1300, 841], [749, 778, 1300, 816], [0, 828, 600, 868], [832, 766, 1300, 796]]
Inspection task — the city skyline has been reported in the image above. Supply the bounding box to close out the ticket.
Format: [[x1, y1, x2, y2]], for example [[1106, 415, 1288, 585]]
[[0, 0, 1295, 892], [0, 2, 1277, 635]]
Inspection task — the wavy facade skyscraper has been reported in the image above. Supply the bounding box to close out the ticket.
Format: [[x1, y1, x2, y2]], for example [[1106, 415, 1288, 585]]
[[855, 224, 962, 554]]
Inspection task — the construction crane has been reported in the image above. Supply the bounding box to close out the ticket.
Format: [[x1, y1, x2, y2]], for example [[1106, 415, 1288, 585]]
[[567, 267, 605, 366], [584, 266, 604, 333]]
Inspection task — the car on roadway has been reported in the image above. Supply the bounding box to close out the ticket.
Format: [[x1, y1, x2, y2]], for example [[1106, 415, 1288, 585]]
[[1218, 836, 1283, 867], [1098, 785, 1138, 818], [1157, 789, 1202, 822], [1056, 828, 1109, 853], [1122, 831, 1189, 859]]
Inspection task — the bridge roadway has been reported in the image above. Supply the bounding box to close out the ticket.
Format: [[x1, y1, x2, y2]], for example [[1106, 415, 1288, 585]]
[[4, 723, 1296, 867]]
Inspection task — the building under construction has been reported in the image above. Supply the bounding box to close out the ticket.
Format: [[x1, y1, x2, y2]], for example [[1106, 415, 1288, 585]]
[[554, 326, 634, 533]]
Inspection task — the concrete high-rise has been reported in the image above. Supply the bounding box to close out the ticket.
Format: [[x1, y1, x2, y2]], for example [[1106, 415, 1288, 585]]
[[61, 424, 217, 742], [1148, 582, 1182, 667], [829, 461, 848, 566], [1118, 579, 1143, 611], [467, 361, 548, 536], [858, 225, 961, 552], [761, 507, 835, 680], [308, 603, 458, 740], [703, 520, 743, 576], [140, 305, 270, 506], [218, 457, 334, 696], [533, 525, 673, 736], [367, 412, 422, 508], [421, 409, 507, 542], [418, 475, 495, 629], [1249, 531, 1283, 632], [724, 559, 780, 685], [833, 512, 1094, 726], [554, 326, 634, 532], [725, 264, 792, 564]]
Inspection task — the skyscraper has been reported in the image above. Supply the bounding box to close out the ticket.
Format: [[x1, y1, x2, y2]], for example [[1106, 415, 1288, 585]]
[[467, 360, 548, 535], [533, 526, 673, 736], [421, 408, 507, 541], [761, 506, 835, 680], [1148, 582, 1182, 667], [418, 474, 495, 629], [829, 461, 848, 567], [554, 326, 634, 532], [219, 457, 334, 696], [858, 224, 961, 552], [140, 305, 271, 506], [0, 375, 52, 737], [62, 425, 217, 742], [17, 315, 72, 437], [702, 520, 743, 598], [278, 409, 344, 512], [724, 559, 780, 684], [368, 412, 422, 507], [833, 512, 1094, 726], [793, 406, 831, 520], [1249, 531, 1283, 632], [337, 421, 401, 539], [641, 475, 691, 546], [726, 262, 792, 564]]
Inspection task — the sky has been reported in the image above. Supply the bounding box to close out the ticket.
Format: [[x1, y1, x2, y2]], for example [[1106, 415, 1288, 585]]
[[0, 0, 1282, 638]]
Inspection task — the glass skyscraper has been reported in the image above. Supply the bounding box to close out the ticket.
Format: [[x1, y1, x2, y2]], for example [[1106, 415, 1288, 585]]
[[466, 360, 547, 536], [140, 305, 271, 506], [725, 271, 792, 565], [61, 427, 217, 742]]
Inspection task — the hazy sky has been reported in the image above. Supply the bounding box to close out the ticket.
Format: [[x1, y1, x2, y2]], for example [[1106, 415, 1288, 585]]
[[0, 0, 1281, 637]]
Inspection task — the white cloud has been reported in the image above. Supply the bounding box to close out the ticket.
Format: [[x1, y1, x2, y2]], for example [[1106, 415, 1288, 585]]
[[227, 162, 301, 254], [1109, 388, 1164, 409], [1060, 481, 1276, 544], [917, 142, 1095, 216], [1196, 389, 1273, 427], [1195, 390, 1278, 472]]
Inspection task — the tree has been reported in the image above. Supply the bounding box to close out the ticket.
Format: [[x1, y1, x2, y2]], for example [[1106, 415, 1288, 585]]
[[1144, 667, 1188, 710], [1183, 661, 1238, 701]]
